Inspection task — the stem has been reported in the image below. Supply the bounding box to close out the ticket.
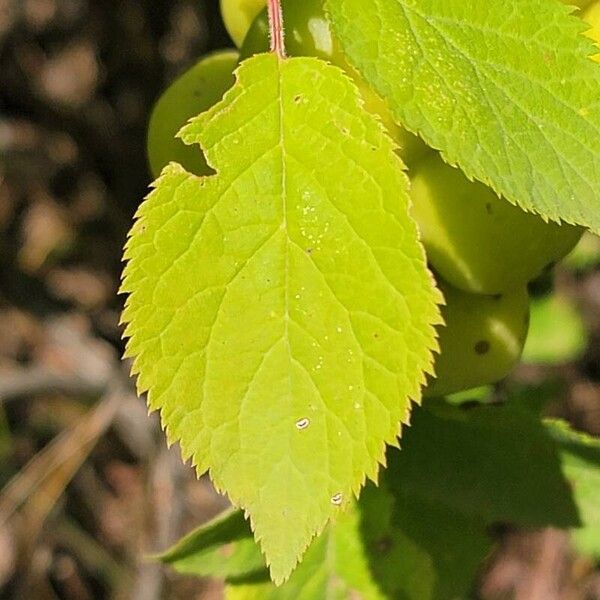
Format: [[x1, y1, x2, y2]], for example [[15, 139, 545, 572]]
[[268, 0, 286, 58]]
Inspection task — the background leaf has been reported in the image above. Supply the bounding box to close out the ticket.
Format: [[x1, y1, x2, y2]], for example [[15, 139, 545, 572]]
[[121, 53, 441, 583], [226, 501, 386, 600], [161, 403, 600, 599], [158, 509, 265, 581], [391, 402, 580, 528], [546, 420, 600, 558], [522, 293, 588, 365], [326, 0, 600, 232], [220, 482, 491, 600], [356, 482, 491, 600]]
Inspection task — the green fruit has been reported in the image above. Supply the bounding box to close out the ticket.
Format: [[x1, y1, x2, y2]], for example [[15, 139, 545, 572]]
[[240, 0, 394, 126], [240, 0, 341, 63], [220, 0, 266, 47], [147, 51, 238, 179], [425, 281, 530, 398], [239, 0, 430, 167], [411, 154, 584, 295]]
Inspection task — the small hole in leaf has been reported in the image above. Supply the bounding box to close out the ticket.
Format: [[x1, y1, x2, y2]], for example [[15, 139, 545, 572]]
[[296, 418, 310, 431], [331, 493, 343, 506]]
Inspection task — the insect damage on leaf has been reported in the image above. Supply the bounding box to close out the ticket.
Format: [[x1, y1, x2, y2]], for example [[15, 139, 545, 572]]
[[121, 53, 441, 583]]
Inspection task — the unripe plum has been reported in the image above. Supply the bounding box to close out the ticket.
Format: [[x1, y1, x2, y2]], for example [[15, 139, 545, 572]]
[[411, 154, 583, 295], [147, 51, 238, 178], [239, 0, 430, 167], [220, 0, 266, 47], [425, 281, 530, 398]]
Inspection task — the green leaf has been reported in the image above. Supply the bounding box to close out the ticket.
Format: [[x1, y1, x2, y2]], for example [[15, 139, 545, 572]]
[[224, 482, 491, 600], [227, 501, 386, 600], [158, 509, 265, 581], [393, 402, 580, 528], [357, 482, 491, 600], [121, 53, 441, 583], [545, 420, 600, 558], [390, 404, 600, 557], [161, 404, 600, 598], [444, 386, 493, 406], [326, 0, 600, 232], [522, 293, 587, 365]]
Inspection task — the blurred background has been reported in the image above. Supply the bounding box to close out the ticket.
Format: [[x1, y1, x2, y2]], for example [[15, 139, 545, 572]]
[[0, 0, 599, 598]]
